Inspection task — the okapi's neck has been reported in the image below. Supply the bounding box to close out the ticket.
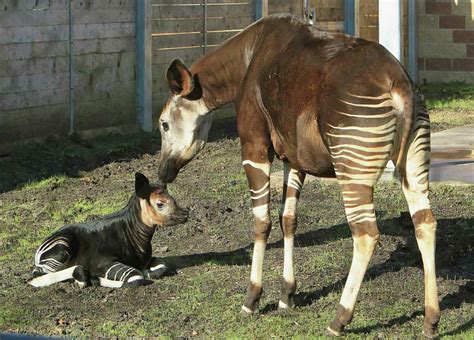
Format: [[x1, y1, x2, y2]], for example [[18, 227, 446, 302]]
[[191, 22, 263, 110], [123, 196, 155, 253]]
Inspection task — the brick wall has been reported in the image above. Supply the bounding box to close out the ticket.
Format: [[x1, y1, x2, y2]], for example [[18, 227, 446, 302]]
[[418, 0, 474, 83]]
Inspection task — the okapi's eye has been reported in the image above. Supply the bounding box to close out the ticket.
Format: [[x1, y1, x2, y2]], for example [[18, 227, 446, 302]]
[[156, 202, 165, 209], [162, 122, 169, 132]]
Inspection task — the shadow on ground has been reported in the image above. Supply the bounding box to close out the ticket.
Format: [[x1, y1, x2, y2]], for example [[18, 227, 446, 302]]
[[0, 119, 238, 194]]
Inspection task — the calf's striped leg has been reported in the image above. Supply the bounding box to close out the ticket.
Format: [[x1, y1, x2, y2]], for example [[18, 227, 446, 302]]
[[399, 106, 439, 338], [278, 163, 305, 309], [241, 158, 272, 314], [33, 233, 72, 276], [98, 262, 153, 288]]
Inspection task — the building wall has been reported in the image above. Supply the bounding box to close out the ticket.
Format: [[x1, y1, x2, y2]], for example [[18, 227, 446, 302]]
[[0, 0, 137, 146], [418, 0, 474, 83]]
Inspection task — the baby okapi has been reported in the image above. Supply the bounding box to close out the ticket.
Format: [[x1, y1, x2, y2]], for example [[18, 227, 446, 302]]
[[28, 173, 187, 288], [157, 14, 440, 337]]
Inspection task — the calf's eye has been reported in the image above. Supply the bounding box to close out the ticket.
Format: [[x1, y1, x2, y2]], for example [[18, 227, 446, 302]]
[[162, 122, 169, 132]]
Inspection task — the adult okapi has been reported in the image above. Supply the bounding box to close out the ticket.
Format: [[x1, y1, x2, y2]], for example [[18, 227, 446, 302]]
[[157, 14, 438, 337]]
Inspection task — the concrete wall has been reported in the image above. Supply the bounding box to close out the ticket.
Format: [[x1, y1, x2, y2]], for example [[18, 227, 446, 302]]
[[0, 0, 137, 146], [418, 0, 474, 83]]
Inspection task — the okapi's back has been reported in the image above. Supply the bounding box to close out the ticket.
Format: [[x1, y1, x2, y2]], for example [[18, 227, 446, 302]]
[[244, 15, 414, 177]]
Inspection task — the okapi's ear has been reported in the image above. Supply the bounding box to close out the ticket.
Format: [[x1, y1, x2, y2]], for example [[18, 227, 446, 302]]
[[166, 59, 194, 96], [135, 172, 150, 199]]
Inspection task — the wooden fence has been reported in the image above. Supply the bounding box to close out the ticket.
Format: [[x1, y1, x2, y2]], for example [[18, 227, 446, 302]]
[[0, 0, 138, 146]]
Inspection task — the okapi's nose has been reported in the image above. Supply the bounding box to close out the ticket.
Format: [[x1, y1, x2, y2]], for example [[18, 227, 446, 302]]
[[158, 158, 179, 183]]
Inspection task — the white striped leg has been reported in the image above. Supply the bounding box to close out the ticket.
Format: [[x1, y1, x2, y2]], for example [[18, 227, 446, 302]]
[[33, 234, 71, 276], [279, 163, 305, 309], [99, 262, 150, 288], [241, 159, 271, 314], [328, 185, 379, 336], [400, 109, 439, 338], [28, 265, 84, 287]]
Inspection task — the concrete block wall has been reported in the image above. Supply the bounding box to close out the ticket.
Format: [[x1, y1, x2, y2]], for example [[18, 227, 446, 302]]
[[418, 0, 474, 83], [0, 0, 138, 146]]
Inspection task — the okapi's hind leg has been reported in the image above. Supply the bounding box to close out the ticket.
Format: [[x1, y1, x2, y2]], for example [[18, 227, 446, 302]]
[[327, 184, 380, 336], [29, 233, 88, 287], [240, 144, 273, 314], [399, 104, 439, 338], [278, 163, 305, 309]]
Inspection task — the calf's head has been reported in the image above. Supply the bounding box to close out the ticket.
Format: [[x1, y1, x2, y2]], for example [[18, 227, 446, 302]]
[[135, 172, 188, 227], [157, 59, 213, 183]]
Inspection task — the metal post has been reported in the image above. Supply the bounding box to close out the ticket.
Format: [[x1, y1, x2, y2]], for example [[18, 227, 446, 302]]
[[344, 0, 355, 36], [379, 0, 402, 61], [203, 0, 208, 54], [136, 0, 153, 132], [68, 0, 74, 135], [408, 0, 418, 82], [255, 0, 267, 21]]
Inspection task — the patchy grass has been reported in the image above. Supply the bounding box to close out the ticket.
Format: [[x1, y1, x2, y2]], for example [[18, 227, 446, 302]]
[[0, 133, 472, 338], [422, 82, 474, 132], [0, 84, 473, 337], [422, 82, 474, 111]]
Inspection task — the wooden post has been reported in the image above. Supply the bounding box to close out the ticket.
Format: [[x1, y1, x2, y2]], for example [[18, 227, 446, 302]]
[[136, 0, 153, 132]]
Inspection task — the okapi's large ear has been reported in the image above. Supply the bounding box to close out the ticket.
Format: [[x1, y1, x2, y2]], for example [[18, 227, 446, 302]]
[[166, 59, 194, 96], [135, 172, 150, 199]]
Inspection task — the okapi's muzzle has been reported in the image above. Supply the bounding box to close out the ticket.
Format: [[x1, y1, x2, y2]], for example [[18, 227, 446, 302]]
[[164, 205, 189, 226], [158, 157, 179, 183]]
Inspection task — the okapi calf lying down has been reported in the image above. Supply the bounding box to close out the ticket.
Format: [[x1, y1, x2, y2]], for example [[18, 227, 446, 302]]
[[157, 14, 440, 337], [28, 173, 188, 288]]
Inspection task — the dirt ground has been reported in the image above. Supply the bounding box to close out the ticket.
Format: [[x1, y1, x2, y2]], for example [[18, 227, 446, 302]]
[[0, 121, 473, 337]]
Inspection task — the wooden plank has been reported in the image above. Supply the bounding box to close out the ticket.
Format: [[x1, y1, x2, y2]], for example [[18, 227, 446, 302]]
[[152, 3, 253, 19], [153, 45, 219, 65], [0, 23, 135, 44], [153, 0, 250, 4], [1, 0, 67, 11], [152, 30, 240, 49], [0, 80, 136, 110], [0, 8, 134, 28], [0, 103, 68, 144], [0, 38, 136, 61], [152, 16, 254, 33]]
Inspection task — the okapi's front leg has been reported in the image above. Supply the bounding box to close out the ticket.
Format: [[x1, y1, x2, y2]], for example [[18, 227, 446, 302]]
[[241, 145, 273, 314], [143, 257, 167, 279], [97, 261, 153, 288], [279, 163, 305, 309]]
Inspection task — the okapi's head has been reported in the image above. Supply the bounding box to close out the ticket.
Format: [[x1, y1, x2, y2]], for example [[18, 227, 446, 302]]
[[157, 59, 213, 183], [135, 172, 188, 227]]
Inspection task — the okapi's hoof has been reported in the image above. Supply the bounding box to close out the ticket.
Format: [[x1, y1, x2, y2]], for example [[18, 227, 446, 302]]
[[241, 305, 258, 315], [422, 327, 439, 339], [278, 299, 293, 310], [123, 278, 154, 288], [325, 326, 343, 337]]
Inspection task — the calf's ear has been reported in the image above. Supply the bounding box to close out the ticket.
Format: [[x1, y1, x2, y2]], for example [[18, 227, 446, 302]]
[[135, 172, 150, 199], [166, 59, 194, 96]]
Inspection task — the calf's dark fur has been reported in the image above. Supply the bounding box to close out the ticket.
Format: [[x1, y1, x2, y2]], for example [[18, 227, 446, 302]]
[[28, 173, 187, 288]]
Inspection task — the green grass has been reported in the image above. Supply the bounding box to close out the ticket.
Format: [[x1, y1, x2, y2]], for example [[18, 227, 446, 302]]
[[21, 175, 67, 191], [422, 82, 474, 111], [421, 82, 474, 132]]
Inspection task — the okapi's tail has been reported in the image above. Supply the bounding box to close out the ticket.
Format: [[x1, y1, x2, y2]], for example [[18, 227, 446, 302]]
[[393, 81, 427, 183]]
